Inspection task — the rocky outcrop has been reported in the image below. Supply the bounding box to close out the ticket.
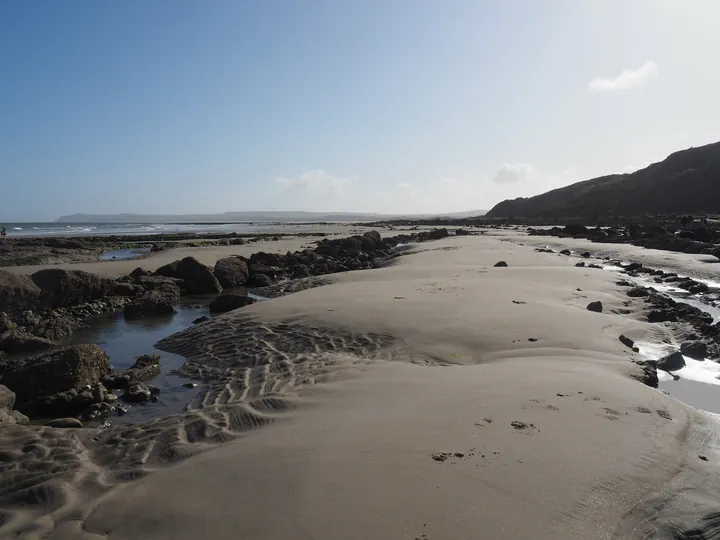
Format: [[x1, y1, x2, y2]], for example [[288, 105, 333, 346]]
[[31, 269, 116, 309], [209, 293, 256, 314], [124, 288, 178, 318], [0, 344, 112, 416], [214, 257, 249, 288], [175, 257, 222, 294], [0, 331, 55, 355], [0, 270, 41, 315], [658, 351, 686, 372], [680, 341, 708, 360]]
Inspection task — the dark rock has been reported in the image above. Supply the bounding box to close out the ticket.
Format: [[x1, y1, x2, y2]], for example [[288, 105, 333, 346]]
[[31, 269, 115, 309], [246, 274, 273, 287], [564, 224, 588, 236], [619, 335, 635, 349], [689, 282, 710, 294], [586, 301, 603, 313], [154, 261, 180, 278], [175, 257, 222, 294], [148, 384, 160, 395], [134, 275, 182, 291], [712, 246, 720, 260], [581, 252, 591, 258], [1, 344, 110, 404], [214, 257, 249, 288], [627, 287, 650, 298], [101, 373, 131, 391], [624, 263, 643, 273], [0, 331, 56, 354], [113, 282, 143, 297], [616, 280, 633, 287], [314, 243, 339, 257], [587, 264, 603, 269], [658, 351, 685, 372], [494, 261, 508, 268], [560, 250, 571, 256], [209, 294, 257, 314], [250, 252, 282, 267], [127, 354, 161, 381], [47, 418, 83, 428], [182, 382, 197, 389], [230, 238, 246, 245], [0, 270, 41, 315], [680, 341, 708, 360], [575, 262, 586, 267], [192, 315, 210, 324], [633, 360, 659, 388], [363, 230, 382, 243], [130, 267, 150, 278], [124, 289, 178, 318], [648, 310, 678, 323], [123, 382, 151, 403], [82, 402, 113, 420]]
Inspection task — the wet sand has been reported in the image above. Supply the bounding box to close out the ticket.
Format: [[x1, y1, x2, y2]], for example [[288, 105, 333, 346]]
[[1, 233, 719, 539]]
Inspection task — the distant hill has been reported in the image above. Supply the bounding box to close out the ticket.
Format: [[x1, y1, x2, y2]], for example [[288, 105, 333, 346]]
[[486, 142, 720, 220], [56, 210, 486, 223]]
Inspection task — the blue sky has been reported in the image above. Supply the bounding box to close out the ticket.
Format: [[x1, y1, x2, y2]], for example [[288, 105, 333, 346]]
[[2, 0, 719, 220]]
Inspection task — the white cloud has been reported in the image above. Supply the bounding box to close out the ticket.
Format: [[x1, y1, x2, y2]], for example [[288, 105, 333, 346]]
[[588, 61, 658, 92], [276, 169, 354, 194], [493, 163, 535, 183]]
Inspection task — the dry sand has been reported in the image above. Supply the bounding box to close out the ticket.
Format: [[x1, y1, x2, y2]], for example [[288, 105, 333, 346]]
[[2, 233, 719, 539]]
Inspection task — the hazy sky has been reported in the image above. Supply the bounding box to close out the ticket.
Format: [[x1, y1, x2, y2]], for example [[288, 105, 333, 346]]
[[2, 1, 719, 220]]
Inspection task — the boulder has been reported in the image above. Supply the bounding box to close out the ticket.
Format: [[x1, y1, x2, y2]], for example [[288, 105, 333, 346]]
[[130, 267, 150, 278], [363, 231, 382, 243], [586, 301, 603, 313], [209, 294, 257, 314], [154, 261, 180, 278], [0, 331, 56, 355], [230, 238, 246, 245], [134, 275, 182, 291], [124, 289, 177, 318], [658, 351, 685, 372], [250, 252, 282, 267], [214, 257, 249, 288], [315, 243, 339, 257], [581, 252, 591, 258], [680, 341, 708, 360], [0, 345, 111, 404], [0, 270, 41, 315], [559, 250, 571, 256], [31, 269, 115, 309], [246, 274, 273, 288], [494, 261, 508, 268], [47, 418, 83, 428], [175, 257, 222, 294]]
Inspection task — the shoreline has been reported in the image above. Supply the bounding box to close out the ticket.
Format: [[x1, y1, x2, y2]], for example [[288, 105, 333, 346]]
[[1, 231, 720, 538]]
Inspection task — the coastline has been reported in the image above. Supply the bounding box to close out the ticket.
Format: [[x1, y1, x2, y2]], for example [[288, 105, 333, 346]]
[[1, 230, 720, 538]]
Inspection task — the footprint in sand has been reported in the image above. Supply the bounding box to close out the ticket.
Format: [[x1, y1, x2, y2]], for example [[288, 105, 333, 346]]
[[656, 409, 672, 420], [510, 420, 537, 434]]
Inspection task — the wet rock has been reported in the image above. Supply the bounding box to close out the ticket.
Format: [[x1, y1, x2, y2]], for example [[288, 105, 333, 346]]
[[658, 351, 685, 372], [101, 373, 132, 391], [148, 384, 160, 396], [581, 252, 591, 258], [0, 270, 41, 316], [560, 250, 571, 256], [616, 280, 633, 287], [47, 418, 83, 428], [127, 354, 161, 381], [494, 261, 508, 268], [619, 335, 635, 349], [586, 301, 603, 313], [175, 257, 222, 294], [1, 345, 111, 405], [689, 282, 710, 294], [575, 262, 586, 267], [624, 262, 643, 273], [83, 402, 114, 420], [214, 257, 249, 288], [182, 382, 197, 389], [154, 261, 180, 278], [192, 315, 210, 325], [680, 341, 708, 360], [647, 309, 678, 323], [209, 294, 257, 314], [627, 287, 651, 298], [31, 269, 115, 309], [587, 264, 603, 269], [124, 289, 178, 318], [123, 382, 152, 403], [130, 267, 150, 278]]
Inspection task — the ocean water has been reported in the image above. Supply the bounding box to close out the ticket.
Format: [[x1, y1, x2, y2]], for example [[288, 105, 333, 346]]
[[1, 222, 264, 237]]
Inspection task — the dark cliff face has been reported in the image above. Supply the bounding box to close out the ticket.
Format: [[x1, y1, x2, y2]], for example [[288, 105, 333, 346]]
[[486, 142, 720, 220]]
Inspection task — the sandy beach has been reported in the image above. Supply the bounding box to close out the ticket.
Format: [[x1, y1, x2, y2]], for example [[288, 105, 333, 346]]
[[1, 232, 719, 539]]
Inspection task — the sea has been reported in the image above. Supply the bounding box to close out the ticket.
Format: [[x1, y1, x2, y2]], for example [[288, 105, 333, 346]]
[[0, 222, 320, 237]]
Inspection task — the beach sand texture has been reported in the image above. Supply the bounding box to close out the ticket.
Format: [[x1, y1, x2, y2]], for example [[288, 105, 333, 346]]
[[1, 234, 719, 540]]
